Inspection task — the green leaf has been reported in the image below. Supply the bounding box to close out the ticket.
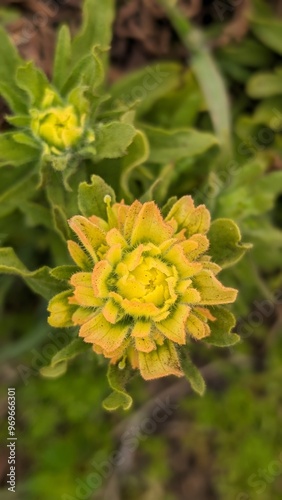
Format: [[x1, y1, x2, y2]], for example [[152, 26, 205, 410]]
[[71, 0, 114, 65], [0, 247, 65, 300], [53, 25, 72, 90], [209, 219, 252, 269], [95, 122, 136, 160], [103, 362, 134, 411], [0, 168, 38, 218], [78, 174, 116, 220], [120, 130, 150, 201], [20, 201, 53, 230], [251, 0, 282, 55], [0, 82, 27, 115], [61, 48, 104, 96], [0, 26, 27, 113], [50, 265, 78, 281], [142, 124, 218, 163], [247, 67, 282, 98], [108, 62, 183, 118], [40, 338, 90, 378], [0, 132, 39, 167], [204, 306, 240, 347], [16, 61, 51, 107], [179, 350, 205, 396]]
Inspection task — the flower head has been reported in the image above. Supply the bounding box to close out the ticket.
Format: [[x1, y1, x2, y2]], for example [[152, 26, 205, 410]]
[[30, 89, 94, 157], [48, 196, 237, 380]]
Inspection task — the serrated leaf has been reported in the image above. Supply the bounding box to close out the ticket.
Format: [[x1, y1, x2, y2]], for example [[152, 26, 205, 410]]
[[40, 338, 90, 378], [209, 219, 252, 269], [95, 122, 136, 160], [0, 247, 65, 300], [53, 24, 72, 90], [142, 124, 218, 163], [204, 306, 240, 347], [103, 362, 133, 411], [179, 350, 205, 396], [0, 132, 39, 167], [78, 174, 116, 220]]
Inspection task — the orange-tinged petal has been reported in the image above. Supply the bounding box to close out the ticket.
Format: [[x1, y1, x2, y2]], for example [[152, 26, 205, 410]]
[[121, 298, 160, 318], [131, 321, 151, 338], [186, 313, 210, 339], [67, 240, 90, 270], [194, 307, 216, 322], [48, 290, 76, 328], [138, 341, 183, 380], [106, 228, 128, 248], [88, 215, 109, 231], [92, 260, 112, 298], [131, 202, 173, 245], [69, 216, 106, 261], [71, 272, 101, 307], [123, 245, 144, 271], [80, 313, 129, 352], [123, 200, 142, 241], [181, 234, 209, 260], [165, 245, 202, 278], [102, 299, 121, 324], [72, 307, 96, 325], [157, 304, 190, 344], [135, 336, 156, 353], [192, 270, 238, 305]]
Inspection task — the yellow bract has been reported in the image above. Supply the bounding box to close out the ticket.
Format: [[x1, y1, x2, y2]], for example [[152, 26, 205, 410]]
[[48, 197, 238, 380]]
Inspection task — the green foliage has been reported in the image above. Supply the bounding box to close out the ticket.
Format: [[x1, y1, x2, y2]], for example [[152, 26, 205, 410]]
[[0, 6, 281, 500]]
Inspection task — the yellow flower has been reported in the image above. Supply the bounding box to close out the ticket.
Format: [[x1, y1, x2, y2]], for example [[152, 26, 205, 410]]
[[48, 196, 237, 380], [31, 105, 85, 154]]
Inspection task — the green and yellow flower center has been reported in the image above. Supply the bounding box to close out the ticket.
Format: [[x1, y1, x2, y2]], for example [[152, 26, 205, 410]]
[[48, 197, 238, 380], [31, 105, 85, 153]]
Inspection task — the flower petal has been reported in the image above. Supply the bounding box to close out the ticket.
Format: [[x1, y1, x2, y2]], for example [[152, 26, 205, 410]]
[[79, 313, 129, 352], [186, 313, 210, 339], [131, 321, 151, 338], [92, 260, 112, 298], [123, 200, 142, 241], [135, 336, 156, 353], [131, 202, 173, 245], [138, 341, 183, 380], [69, 215, 106, 261], [192, 270, 238, 305], [67, 240, 91, 270], [71, 272, 102, 307], [187, 205, 210, 236], [48, 290, 76, 328], [157, 304, 190, 344]]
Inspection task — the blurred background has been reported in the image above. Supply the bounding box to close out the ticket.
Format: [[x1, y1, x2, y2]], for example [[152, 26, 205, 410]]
[[0, 1, 282, 499]]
